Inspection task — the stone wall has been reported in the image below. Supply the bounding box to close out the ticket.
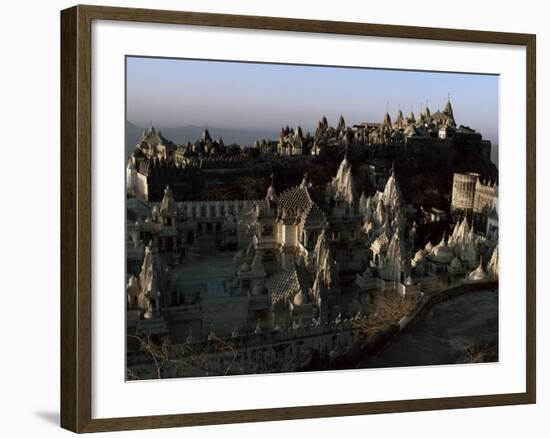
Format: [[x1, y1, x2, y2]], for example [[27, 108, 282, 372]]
[[127, 275, 498, 379], [127, 317, 362, 378], [171, 199, 255, 220], [398, 280, 498, 333]]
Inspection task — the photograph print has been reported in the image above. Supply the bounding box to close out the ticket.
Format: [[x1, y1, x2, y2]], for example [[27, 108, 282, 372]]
[[125, 57, 499, 380]]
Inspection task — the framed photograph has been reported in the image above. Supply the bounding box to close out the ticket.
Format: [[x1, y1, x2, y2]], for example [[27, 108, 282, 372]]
[[60, 4, 536, 433]]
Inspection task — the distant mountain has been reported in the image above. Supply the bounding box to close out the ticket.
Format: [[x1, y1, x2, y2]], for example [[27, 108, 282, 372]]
[[126, 121, 144, 157], [125, 121, 280, 158]]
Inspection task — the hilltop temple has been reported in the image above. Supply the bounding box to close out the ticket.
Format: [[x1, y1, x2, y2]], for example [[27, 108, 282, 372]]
[[127, 97, 493, 203], [125, 97, 499, 378]]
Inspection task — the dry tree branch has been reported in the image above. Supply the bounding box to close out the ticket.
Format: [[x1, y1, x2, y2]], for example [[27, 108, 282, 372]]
[[354, 293, 419, 337], [127, 333, 169, 379]]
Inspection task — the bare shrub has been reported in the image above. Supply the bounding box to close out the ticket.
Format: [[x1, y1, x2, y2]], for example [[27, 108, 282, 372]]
[[354, 292, 419, 337]]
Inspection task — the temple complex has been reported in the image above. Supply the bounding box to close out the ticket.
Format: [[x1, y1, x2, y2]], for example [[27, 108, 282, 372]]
[[125, 97, 499, 379]]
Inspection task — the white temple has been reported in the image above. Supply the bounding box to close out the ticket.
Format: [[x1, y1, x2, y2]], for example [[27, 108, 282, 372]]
[[127, 154, 499, 344]]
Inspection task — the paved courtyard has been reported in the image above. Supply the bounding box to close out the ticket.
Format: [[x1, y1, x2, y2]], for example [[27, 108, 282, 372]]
[[172, 253, 235, 297], [171, 253, 248, 337]]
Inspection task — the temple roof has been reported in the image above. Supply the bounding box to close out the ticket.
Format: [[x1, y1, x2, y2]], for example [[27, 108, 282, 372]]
[[267, 262, 311, 306], [202, 129, 212, 143], [302, 203, 328, 228], [337, 114, 346, 131], [277, 183, 313, 215], [326, 156, 355, 205], [395, 109, 404, 122], [443, 98, 454, 118], [140, 126, 161, 147], [382, 168, 403, 208]]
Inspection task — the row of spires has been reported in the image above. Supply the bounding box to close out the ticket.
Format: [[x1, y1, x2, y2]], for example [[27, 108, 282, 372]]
[[276, 96, 454, 140], [385, 97, 454, 126], [144, 96, 455, 153]]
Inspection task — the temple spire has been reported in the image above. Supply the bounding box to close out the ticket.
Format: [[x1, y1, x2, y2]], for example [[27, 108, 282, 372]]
[[336, 113, 346, 132], [266, 172, 277, 201], [160, 185, 176, 214]]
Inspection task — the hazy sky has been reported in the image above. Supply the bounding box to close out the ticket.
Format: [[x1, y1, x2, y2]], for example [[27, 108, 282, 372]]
[[126, 56, 499, 144]]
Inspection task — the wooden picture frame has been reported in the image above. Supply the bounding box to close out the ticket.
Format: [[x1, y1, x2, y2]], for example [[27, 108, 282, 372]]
[[60, 4, 536, 433]]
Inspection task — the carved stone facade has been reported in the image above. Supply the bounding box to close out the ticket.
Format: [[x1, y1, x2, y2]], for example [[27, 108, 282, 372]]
[[450, 172, 498, 230]]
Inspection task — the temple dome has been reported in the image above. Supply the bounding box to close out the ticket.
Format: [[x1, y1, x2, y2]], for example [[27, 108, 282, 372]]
[[450, 256, 463, 269], [429, 236, 454, 263], [467, 261, 488, 282], [431, 244, 454, 263], [424, 241, 434, 252], [413, 249, 426, 263]]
